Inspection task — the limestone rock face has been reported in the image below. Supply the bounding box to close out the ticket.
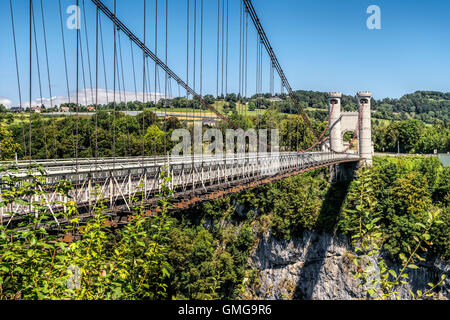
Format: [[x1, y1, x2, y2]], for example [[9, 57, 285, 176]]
[[248, 231, 449, 300]]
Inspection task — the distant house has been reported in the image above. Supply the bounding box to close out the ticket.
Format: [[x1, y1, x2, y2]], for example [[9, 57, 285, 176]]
[[31, 106, 42, 113], [269, 96, 283, 103], [87, 106, 96, 112], [60, 106, 70, 113], [10, 107, 24, 113]]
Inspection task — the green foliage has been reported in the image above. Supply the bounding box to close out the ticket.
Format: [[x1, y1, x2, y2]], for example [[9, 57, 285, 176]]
[[287, 90, 450, 123], [339, 157, 450, 261], [165, 218, 255, 300], [0, 127, 20, 161], [270, 174, 326, 239], [347, 169, 446, 299], [1, 154, 448, 300], [0, 167, 173, 300], [433, 167, 450, 206], [374, 120, 449, 154]]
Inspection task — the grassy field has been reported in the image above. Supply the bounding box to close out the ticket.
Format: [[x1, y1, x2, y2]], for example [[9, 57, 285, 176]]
[[1, 102, 424, 127], [150, 101, 262, 117]]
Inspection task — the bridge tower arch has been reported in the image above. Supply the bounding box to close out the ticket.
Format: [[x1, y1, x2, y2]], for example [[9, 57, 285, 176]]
[[327, 91, 373, 167]]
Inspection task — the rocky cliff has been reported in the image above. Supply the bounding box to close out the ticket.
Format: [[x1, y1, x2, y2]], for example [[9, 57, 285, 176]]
[[247, 231, 449, 300]]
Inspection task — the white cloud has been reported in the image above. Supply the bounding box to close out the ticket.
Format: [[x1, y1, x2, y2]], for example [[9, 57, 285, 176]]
[[0, 97, 12, 108], [16, 88, 168, 108]]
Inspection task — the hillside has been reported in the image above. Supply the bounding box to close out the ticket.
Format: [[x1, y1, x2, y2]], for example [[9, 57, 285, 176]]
[[284, 90, 450, 123]]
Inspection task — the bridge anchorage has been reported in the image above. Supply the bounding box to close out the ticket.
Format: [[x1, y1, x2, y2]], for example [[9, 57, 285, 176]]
[[326, 91, 374, 183]]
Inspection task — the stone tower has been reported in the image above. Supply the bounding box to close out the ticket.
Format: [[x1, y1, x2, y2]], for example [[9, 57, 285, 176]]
[[328, 92, 344, 153], [357, 91, 373, 166], [326, 91, 373, 167]]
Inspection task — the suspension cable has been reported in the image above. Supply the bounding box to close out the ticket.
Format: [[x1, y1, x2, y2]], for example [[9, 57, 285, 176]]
[[142, 0, 146, 159], [76, 0, 80, 169], [31, 1, 48, 158], [30, 3, 42, 106], [269, 63, 273, 95], [186, 0, 189, 99], [221, 0, 224, 97], [29, 0, 32, 161], [146, 58, 152, 104], [58, 0, 71, 104], [154, 0, 158, 113], [225, 0, 229, 96], [118, 30, 130, 156], [9, 0, 26, 155], [92, 0, 240, 130], [164, 0, 168, 156], [156, 0, 161, 158], [256, 36, 259, 95], [193, 0, 197, 127], [130, 39, 138, 102], [82, 0, 94, 104], [216, 0, 219, 98], [118, 30, 127, 107], [193, 0, 196, 93], [260, 41, 263, 94], [114, 31, 122, 104], [245, 10, 248, 99], [40, 0, 52, 109], [239, 0, 242, 100], [78, 29, 89, 108], [298, 103, 336, 153], [243, 0, 319, 141], [200, 0, 203, 98], [155, 0, 159, 158], [98, 15, 109, 104], [200, 0, 203, 124], [112, 0, 117, 166], [148, 66, 154, 154], [95, 6, 99, 160]]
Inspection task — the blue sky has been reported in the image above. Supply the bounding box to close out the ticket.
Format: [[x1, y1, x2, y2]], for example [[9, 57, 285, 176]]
[[1, 0, 450, 107]]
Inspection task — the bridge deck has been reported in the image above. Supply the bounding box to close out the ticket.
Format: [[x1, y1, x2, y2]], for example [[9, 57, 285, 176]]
[[0, 152, 360, 226]]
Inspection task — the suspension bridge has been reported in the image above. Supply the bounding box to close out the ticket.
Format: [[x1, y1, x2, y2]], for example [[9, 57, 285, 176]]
[[1, 0, 373, 226]]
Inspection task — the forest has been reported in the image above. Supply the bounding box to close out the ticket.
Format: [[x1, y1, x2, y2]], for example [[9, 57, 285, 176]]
[[2, 88, 450, 122], [0, 96, 449, 161], [0, 107, 325, 160], [288, 90, 450, 123]]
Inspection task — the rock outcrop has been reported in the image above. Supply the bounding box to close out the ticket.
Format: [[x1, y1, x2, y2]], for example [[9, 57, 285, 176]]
[[248, 231, 449, 300]]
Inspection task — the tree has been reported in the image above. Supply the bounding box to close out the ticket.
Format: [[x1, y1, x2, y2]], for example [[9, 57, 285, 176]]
[[136, 110, 159, 130], [223, 102, 236, 114], [5, 114, 14, 124], [145, 124, 166, 155], [165, 116, 182, 130], [225, 93, 237, 103], [203, 95, 215, 105], [0, 127, 20, 160], [345, 168, 446, 300]]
